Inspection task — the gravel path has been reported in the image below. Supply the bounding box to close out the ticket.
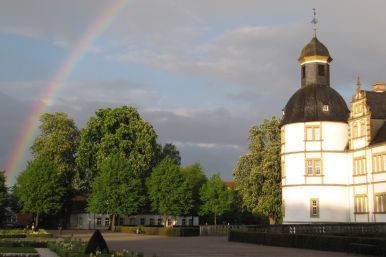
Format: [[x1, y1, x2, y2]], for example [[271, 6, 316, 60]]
[[35, 248, 59, 257]]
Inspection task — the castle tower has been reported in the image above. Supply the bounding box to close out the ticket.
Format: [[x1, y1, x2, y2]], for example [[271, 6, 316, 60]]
[[280, 31, 350, 223]]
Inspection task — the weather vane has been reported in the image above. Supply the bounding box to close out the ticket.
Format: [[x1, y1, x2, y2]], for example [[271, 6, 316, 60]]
[[311, 8, 318, 37]]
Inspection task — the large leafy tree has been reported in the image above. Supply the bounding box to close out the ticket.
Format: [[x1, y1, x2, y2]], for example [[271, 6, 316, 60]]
[[181, 163, 207, 215], [15, 157, 64, 227], [200, 173, 234, 225], [77, 106, 159, 192], [233, 117, 281, 224], [88, 154, 145, 230], [31, 112, 80, 184], [147, 157, 193, 226], [31, 112, 80, 224], [0, 170, 7, 225], [161, 143, 181, 166]]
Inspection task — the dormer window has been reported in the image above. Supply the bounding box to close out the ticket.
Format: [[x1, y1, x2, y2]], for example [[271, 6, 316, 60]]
[[322, 105, 329, 112]]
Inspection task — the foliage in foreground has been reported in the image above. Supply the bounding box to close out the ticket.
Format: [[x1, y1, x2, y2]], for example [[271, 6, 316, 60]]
[[0, 247, 36, 253], [199, 173, 234, 225], [14, 157, 65, 227], [48, 238, 147, 257], [147, 157, 193, 223], [233, 117, 282, 224]]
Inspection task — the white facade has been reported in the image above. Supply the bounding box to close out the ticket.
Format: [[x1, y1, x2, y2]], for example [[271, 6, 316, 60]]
[[282, 92, 386, 224]]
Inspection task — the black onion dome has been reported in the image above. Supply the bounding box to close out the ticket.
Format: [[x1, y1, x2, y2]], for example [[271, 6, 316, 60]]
[[298, 37, 332, 62], [280, 84, 349, 127]]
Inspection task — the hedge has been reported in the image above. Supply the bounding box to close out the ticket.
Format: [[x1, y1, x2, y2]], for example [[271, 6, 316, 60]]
[[229, 231, 386, 255], [0, 240, 48, 248], [117, 226, 199, 236]]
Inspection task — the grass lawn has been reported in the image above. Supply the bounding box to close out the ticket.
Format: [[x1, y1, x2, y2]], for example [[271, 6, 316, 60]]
[[0, 247, 37, 253]]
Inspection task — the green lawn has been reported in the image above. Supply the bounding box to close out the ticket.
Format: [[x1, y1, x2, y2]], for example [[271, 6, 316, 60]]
[[0, 247, 37, 253]]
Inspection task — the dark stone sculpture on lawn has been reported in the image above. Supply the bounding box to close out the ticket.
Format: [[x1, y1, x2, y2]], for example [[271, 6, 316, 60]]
[[84, 229, 109, 254]]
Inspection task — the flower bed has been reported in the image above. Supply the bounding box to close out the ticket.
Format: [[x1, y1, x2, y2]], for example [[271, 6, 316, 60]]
[[0, 230, 52, 239], [48, 238, 148, 257]]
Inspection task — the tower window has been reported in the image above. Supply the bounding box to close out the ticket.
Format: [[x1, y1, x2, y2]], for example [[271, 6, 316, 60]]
[[318, 64, 325, 76], [310, 199, 319, 217], [302, 65, 306, 78], [305, 159, 322, 176], [305, 125, 321, 141]]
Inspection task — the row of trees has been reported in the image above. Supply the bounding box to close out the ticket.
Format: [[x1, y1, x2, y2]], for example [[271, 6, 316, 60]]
[[5, 106, 235, 227]]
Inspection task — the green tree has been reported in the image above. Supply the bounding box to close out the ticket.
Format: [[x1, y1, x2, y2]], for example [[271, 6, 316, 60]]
[[15, 157, 64, 227], [0, 170, 7, 225], [77, 106, 159, 192], [161, 143, 181, 166], [199, 173, 234, 225], [88, 154, 145, 230], [233, 117, 281, 224], [31, 112, 80, 223], [181, 163, 207, 215], [147, 157, 193, 226]]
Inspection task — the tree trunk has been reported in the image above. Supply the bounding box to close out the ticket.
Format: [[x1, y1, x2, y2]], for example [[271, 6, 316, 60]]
[[111, 215, 116, 231], [268, 213, 276, 224], [214, 213, 217, 226], [35, 213, 39, 228], [164, 215, 167, 227]]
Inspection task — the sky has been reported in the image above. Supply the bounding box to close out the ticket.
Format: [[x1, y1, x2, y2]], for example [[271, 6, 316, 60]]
[[1, 1, 386, 184]]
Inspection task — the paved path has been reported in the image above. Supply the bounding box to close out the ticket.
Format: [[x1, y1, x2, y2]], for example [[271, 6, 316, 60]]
[[51, 231, 372, 257], [35, 248, 59, 257]]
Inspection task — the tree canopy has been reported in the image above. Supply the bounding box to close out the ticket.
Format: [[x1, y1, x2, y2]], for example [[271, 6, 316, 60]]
[[15, 157, 65, 227], [161, 143, 181, 166], [200, 173, 234, 225], [181, 163, 207, 215], [76, 106, 159, 192], [233, 117, 281, 224], [147, 157, 193, 224], [88, 154, 145, 229]]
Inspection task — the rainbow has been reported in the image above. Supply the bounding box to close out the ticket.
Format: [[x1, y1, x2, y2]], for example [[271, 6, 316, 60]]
[[4, 0, 128, 185]]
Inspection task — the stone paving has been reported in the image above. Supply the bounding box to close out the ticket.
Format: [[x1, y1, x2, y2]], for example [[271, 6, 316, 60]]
[[35, 248, 59, 257], [52, 230, 372, 257]]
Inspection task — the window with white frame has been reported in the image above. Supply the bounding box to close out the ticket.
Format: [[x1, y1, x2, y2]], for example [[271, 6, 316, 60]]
[[305, 126, 321, 141], [373, 154, 386, 173], [306, 159, 322, 176], [310, 199, 319, 217], [353, 157, 366, 176], [375, 193, 386, 213], [354, 195, 368, 213]]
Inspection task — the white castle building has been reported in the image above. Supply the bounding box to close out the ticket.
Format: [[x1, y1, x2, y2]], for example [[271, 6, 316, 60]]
[[280, 34, 386, 223]]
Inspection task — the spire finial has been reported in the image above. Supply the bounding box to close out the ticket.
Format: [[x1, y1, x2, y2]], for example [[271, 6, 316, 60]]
[[311, 8, 318, 38], [357, 76, 361, 93]]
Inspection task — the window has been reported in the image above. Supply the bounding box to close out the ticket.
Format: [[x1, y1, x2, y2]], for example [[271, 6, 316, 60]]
[[354, 195, 368, 213], [353, 103, 362, 114], [129, 218, 136, 226], [140, 218, 145, 225], [306, 159, 322, 176], [318, 64, 325, 76], [182, 219, 186, 226], [167, 219, 172, 226], [302, 65, 306, 78], [375, 193, 386, 213], [281, 160, 285, 178], [305, 126, 321, 141], [373, 154, 386, 173], [96, 218, 102, 226], [353, 157, 366, 176], [189, 219, 193, 226], [149, 218, 155, 226], [322, 105, 329, 112], [310, 199, 319, 217], [119, 217, 124, 225], [157, 218, 163, 226], [104, 217, 110, 227]]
